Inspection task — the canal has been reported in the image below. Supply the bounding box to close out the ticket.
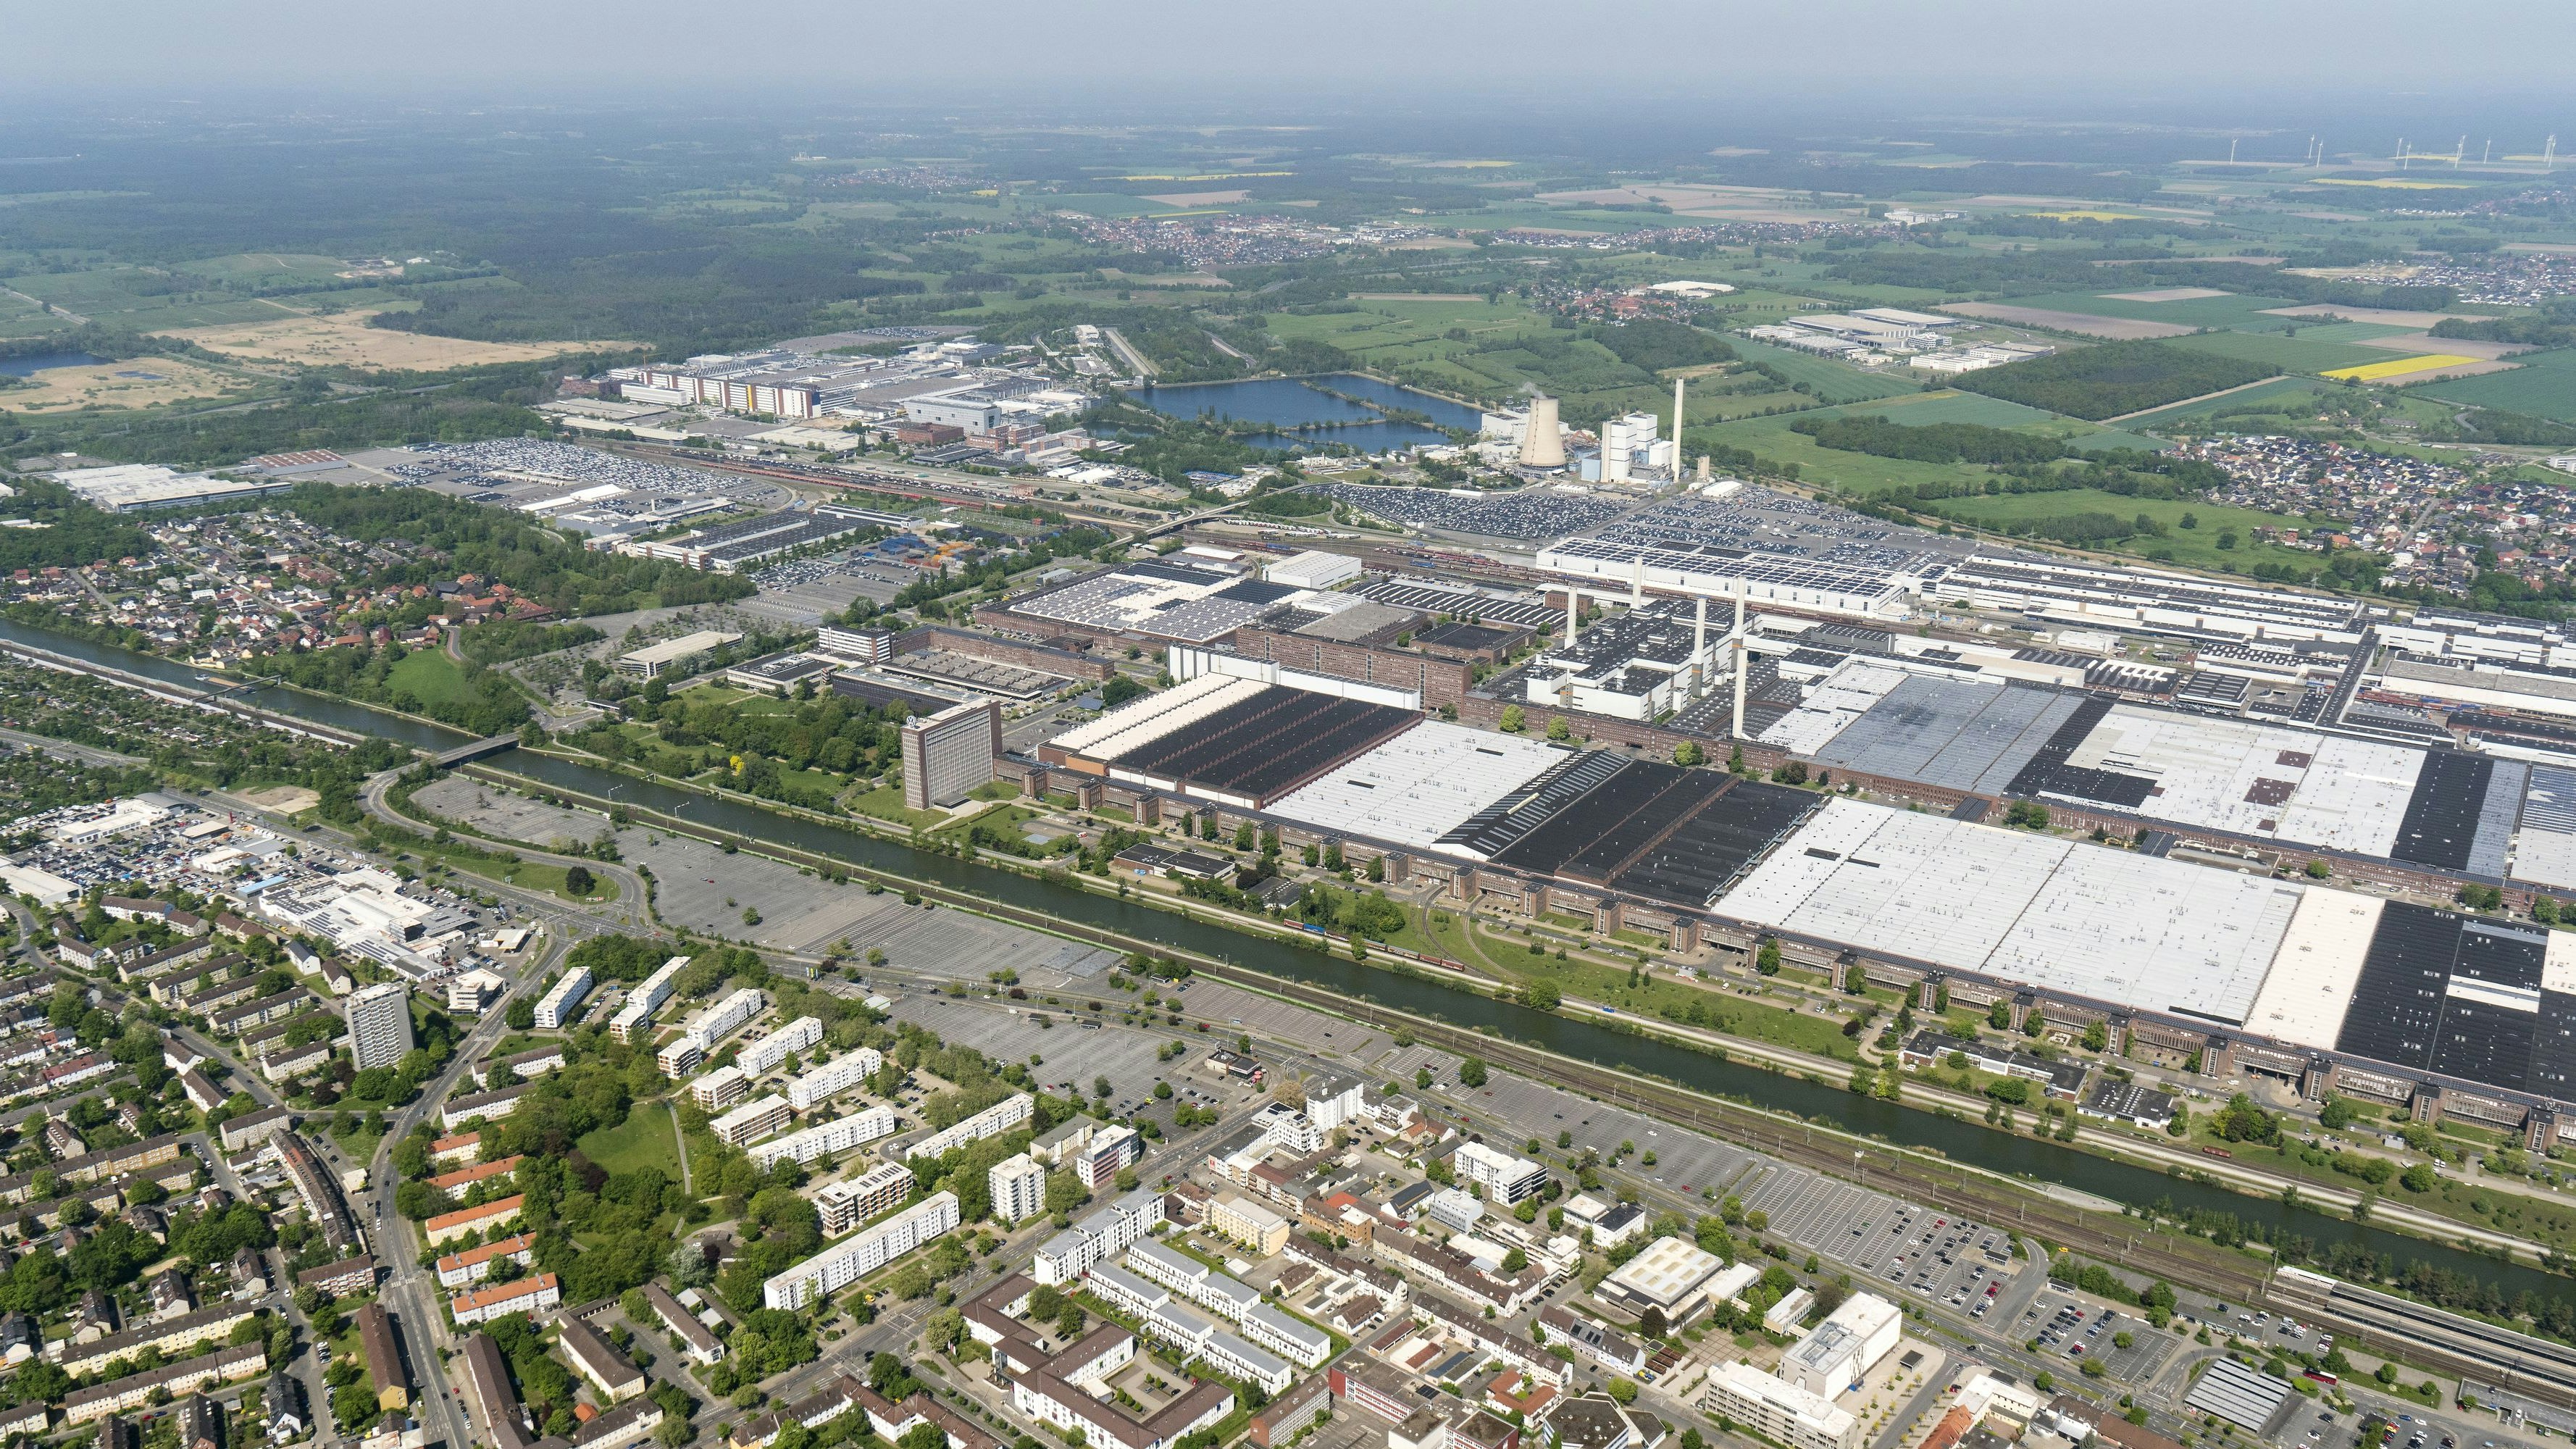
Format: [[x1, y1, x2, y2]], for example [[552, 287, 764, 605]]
[[5, 614, 2569, 1308]]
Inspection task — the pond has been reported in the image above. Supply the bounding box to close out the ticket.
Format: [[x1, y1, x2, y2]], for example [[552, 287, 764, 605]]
[[1127, 373, 1480, 453], [0, 351, 106, 377]]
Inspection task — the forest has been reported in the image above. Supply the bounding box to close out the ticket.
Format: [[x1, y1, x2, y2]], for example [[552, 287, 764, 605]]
[[1958, 341, 2278, 420], [1791, 414, 2076, 465]]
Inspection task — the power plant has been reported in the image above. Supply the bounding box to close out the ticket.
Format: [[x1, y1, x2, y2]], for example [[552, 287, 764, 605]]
[[1516, 394, 1565, 469]]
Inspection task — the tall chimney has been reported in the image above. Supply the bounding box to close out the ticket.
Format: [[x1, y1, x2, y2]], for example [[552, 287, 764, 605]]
[[1671, 376, 1686, 480]]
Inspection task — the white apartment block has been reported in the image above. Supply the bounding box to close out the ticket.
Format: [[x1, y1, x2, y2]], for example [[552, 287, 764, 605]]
[[1703, 1361, 1860, 1449], [682, 987, 766, 1054], [761, 1191, 958, 1309], [737, 1016, 824, 1077], [1454, 1140, 1550, 1203], [710, 1095, 793, 1147], [344, 982, 412, 1072], [990, 1153, 1048, 1224], [609, 956, 691, 1043], [746, 1106, 898, 1170], [691, 1066, 750, 1112], [787, 1048, 883, 1111], [1032, 1187, 1167, 1285], [656, 1039, 703, 1077], [533, 966, 592, 1030], [906, 1093, 1034, 1160], [814, 1161, 913, 1235]]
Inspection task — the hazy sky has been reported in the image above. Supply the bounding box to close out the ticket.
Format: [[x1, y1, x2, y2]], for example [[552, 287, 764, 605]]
[[15, 1, 2576, 113]]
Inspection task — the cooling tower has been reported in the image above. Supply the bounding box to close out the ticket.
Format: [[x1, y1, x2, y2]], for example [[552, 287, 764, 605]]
[[1518, 395, 1565, 469]]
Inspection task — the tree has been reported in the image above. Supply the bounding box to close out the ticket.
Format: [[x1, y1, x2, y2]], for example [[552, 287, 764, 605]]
[[1755, 938, 1781, 976], [1523, 980, 1561, 1011], [564, 864, 595, 896], [506, 997, 537, 1031], [2081, 1020, 2109, 1053], [1673, 740, 1704, 767], [1458, 1057, 1487, 1088], [2401, 1163, 2436, 1193], [1545, 716, 1571, 743], [1499, 705, 1526, 734]]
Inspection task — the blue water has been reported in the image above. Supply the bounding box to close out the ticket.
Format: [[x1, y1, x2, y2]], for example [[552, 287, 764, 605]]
[[0, 351, 105, 377], [1128, 372, 1479, 453]]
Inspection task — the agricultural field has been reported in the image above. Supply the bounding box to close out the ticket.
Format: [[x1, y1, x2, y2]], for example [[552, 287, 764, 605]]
[[1721, 335, 1920, 403], [1802, 388, 2161, 451], [2418, 348, 2576, 421], [1985, 288, 2304, 331], [2114, 375, 2337, 427], [163, 307, 609, 372], [0, 355, 257, 413], [2163, 329, 2396, 374]]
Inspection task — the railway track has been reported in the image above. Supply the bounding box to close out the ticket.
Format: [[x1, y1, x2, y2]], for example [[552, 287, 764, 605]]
[[484, 766, 2576, 1397]]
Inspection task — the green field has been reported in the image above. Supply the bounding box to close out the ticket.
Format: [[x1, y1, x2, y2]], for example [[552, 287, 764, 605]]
[[1723, 336, 1920, 404], [1995, 289, 2303, 330], [1694, 409, 2002, 494], [2283, 320, 2421, 344], [385, 649, 479, 709], [2418, 349, 2576, 422], [577, 1106, 686, 1180], [2112, 375, 2335, 426], [2165, 330, 2394, 374], [1046, 193, 1189, 218], [1931, 489, 2322, 570]]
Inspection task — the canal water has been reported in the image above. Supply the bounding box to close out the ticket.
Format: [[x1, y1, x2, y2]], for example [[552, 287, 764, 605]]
[[4, 614, 2569, 1308], [1126, 373, 1479, 453]]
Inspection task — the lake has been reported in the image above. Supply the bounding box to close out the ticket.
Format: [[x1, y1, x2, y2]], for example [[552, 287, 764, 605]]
[[1127, 373, 1481, 452], [0, 351, 105, 377]]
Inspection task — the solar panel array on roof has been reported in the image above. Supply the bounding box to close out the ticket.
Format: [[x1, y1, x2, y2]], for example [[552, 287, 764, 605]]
[[1612, 780, 1821, 909], [1439, 751, 1629, 861], [1810, 672, 2086, 796], [2183, 1358, 2294, 1433], [1215, 579, 1302, 605], [2004, 696, 2157, 808], [2514, 764, 2576, 890], [1492, 764, 1727, 882], [1355, 578, 1560, 630], [2391, 753, 2495, 873], [1106, 687, 1419, 806], [2335, 902, 2456, 1072]]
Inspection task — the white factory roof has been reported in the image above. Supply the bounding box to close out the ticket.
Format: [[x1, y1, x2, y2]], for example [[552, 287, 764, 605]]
[[1715, 797, 2309, 1025], [2242, 890, 2383, 1049], [1756, 661, 1911, 756], [620, 630, 744, 667], [1264, 722, 1563, 851], [2058, 706, 2423, 856], [1600, 1235, 1723, 1309], [1047, 673, 1250, 759]]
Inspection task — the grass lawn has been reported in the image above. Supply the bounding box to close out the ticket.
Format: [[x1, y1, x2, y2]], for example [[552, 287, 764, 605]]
[[385, 649, 478, 709], [1927, 489, 2322, 572], [940, 802, 1040, 838], [1694, 411, 2005, 495], [578, 1106, 686, 1181], [424, 847, 615, 903], [848, 785, 950, 830]]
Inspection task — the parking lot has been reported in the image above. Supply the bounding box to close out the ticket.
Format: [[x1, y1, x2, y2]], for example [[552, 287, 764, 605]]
[[2015, 1290, 2174, 1383]]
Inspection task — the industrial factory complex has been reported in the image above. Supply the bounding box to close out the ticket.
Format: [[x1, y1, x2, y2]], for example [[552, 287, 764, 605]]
[[993, 485, 2576, 1154]]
